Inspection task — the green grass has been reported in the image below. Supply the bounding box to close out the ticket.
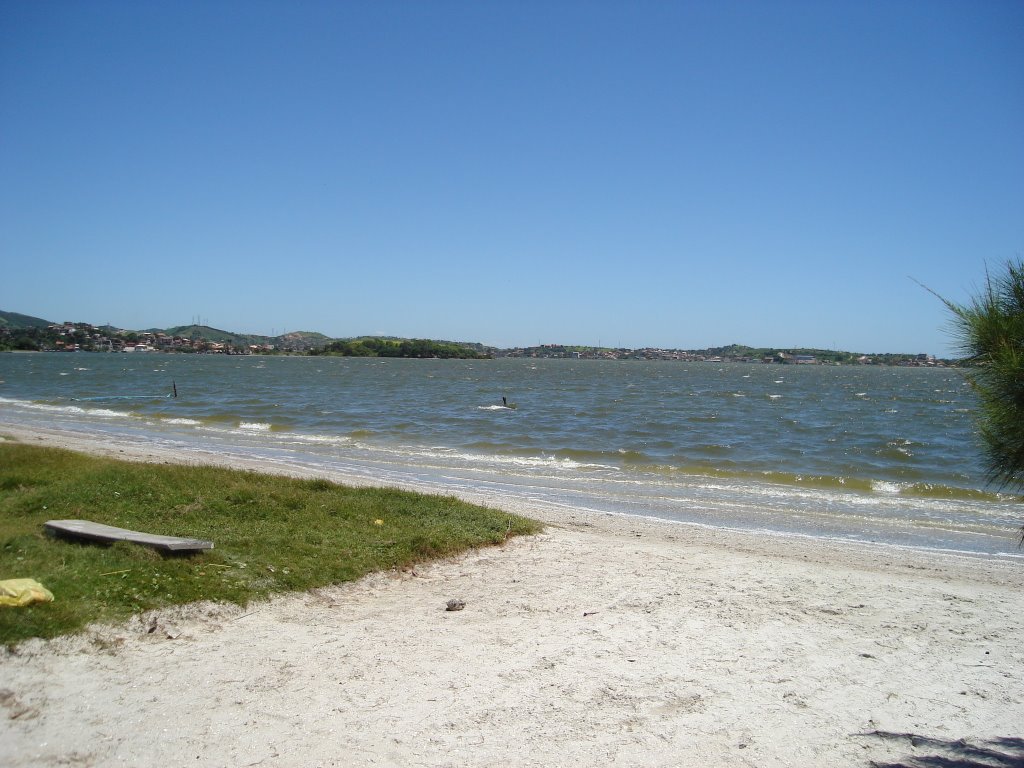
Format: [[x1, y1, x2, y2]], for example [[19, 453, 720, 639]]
[[0, 442, 541, 646]]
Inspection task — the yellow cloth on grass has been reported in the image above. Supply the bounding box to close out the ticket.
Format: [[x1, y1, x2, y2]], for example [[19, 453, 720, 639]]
[[0, 578, 54, 607]]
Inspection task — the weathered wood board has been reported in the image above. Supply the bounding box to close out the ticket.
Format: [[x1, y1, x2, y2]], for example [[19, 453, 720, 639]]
[[44, 519, 214, 553]]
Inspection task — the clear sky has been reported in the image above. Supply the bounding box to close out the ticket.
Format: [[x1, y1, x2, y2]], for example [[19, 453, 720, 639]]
[[2, 1, 1021, 355]]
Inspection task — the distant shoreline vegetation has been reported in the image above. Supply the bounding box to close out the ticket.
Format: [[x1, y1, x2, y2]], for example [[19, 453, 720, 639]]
[[311, 337, 490, 359], [0, 309, 951, 366]]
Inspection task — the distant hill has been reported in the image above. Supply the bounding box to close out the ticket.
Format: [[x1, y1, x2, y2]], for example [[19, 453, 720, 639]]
[[157, 325, 329, 345], [1, 309, 942, 363], [0, 310, 52, 330], [0, 312, 480, 354], [342, 335, 493, 354], [276, 331, 330, 343], [159, 324, 266, 345]]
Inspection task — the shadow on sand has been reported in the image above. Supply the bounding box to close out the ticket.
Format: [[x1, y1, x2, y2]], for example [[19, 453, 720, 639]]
[[862, 731, 1024, 768]]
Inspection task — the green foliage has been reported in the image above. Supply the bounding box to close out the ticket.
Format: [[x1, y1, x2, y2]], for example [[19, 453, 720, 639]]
[[316, 337, 490, 359], [0, 443, 540, 645], [943, 261, 1024, 494], [0, 310, 52, 330], [12, 336, 40, 351]]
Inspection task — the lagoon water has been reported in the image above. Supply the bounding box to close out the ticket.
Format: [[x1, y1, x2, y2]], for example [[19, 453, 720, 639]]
[[1, 352, 1021, 560]]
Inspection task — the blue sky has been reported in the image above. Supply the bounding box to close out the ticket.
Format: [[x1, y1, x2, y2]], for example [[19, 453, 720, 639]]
[[2, 1, 1021, 355]]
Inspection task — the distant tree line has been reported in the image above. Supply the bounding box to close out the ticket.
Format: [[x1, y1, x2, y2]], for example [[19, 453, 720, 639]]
[[0, 325, 98, 351], [311, 337, 491, 359]]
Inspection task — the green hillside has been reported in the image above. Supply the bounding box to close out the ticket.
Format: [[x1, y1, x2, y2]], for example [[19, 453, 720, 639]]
[[160, 324, 251, 342], [0, 310, 53, 330], [276, 331, 331, 343]]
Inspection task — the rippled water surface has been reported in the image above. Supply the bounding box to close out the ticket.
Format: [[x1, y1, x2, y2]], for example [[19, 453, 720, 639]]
[[1, 353, 1021, 559]]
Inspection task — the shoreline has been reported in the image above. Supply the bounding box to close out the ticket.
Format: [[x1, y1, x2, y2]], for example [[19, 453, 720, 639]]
[[2, 423, 1023, 766], [2, 420, 1021, 577], [1, 356, 1015, 559]]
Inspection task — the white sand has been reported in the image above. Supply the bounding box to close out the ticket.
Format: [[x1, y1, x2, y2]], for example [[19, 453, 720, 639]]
[[1, 424, 1023, 767]]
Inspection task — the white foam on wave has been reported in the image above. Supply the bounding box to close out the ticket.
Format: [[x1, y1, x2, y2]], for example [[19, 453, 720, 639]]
[[164, 417, 201, 426], [375, 442, 613, 473], [282, 432, 353, 446], [0, 396, 132, 419], [472, 453, 594, 471], [86, 408, 128, 418], [497, 454, 586, 470], [872, 480, 905, 495], [519, 453, 613, 472], [239, 422, 272, 431]]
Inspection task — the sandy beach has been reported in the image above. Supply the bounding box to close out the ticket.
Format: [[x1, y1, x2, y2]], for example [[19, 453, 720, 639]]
[[1, 423, 1023, 767]]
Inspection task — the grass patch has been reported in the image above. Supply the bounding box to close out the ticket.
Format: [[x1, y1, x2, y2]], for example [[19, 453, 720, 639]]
[[0, 443, 541, 646]]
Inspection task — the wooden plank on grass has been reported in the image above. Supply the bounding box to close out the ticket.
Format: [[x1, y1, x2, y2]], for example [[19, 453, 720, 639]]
[[44, 519, 213, 553]]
